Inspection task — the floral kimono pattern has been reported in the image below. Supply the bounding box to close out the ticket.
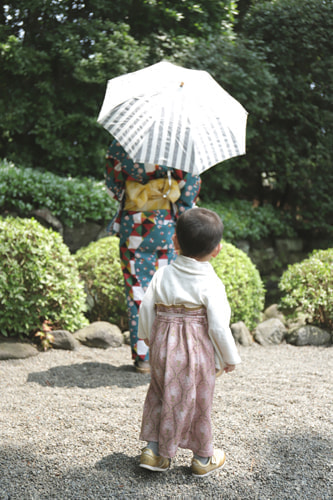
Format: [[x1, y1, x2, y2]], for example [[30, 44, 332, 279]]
[[105, 140, 201, 365]]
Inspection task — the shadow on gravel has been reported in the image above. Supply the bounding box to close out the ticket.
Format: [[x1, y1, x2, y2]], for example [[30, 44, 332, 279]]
[[94, 451, 258, 498], [27, 362, 149, 388], [262, 432, 332, 484]]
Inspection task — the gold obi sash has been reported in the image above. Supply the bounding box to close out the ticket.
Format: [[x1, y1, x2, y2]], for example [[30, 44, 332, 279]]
[[124, 174, 181, 211]]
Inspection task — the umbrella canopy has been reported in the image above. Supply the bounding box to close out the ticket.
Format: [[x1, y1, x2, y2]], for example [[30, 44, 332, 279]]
[[97, 61, 248, 175]]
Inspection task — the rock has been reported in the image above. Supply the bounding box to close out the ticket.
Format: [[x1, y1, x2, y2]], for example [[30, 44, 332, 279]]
[[254, 318, 287, 346], [231, 321, 253, 346], [285, 309, 308, 331], [235, 240, 250, 255], [122, 330, 131, 346], [63, 222, 104, 253], [30, 208, 64, 235], [73, 321, 123, 349], [262, 304, 286, 324], [51, 330, 79, 350], [286, 325, 332, 346], [250, 247, 277, 274], [275, 238, 305, 265], [276, 238, 303, 253], [0, 342, 39, 360]]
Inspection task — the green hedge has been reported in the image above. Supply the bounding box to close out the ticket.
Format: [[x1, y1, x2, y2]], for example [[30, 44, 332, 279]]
[[0, 159, 117, 227], [1, 160, 296, 243], [279, 248, 333, 331], [75, 237, 128, 329], [75, 237, 265, 332], [0, 216, 88, 337], [211, 242, 265, 330]]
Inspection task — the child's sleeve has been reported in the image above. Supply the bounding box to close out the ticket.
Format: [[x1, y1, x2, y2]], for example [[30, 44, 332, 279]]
[[138, 278, 156, 341], [205, 277, 241, 375]]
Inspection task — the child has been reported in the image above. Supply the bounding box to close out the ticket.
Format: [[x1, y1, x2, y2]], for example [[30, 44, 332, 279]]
[[138, 207, 241, 478]]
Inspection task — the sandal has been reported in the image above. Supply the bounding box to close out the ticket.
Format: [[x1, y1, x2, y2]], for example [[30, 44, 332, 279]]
[[135, 360, 150, 374]]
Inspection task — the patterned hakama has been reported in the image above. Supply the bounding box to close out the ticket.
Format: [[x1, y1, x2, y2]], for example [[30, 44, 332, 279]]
[[139, 305, 216, 458]]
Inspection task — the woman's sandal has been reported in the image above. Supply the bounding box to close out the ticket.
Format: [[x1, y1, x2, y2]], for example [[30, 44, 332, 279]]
[[135, 361, 151, 374]]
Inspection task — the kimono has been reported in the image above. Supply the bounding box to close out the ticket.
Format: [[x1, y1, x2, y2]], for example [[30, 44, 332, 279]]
[[105, 139, 201, 365]]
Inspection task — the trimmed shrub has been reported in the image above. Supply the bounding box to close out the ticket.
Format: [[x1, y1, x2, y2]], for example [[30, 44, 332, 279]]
[[279, 248, 333, 330], [0, 217, 88, 337], [76, 238, 265, 332], [211, 242, 265, 330], [74, 237, 128, 329], [0, 159, 117, 227]]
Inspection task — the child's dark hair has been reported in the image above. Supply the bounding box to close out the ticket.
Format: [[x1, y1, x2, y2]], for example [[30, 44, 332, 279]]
[[176, 207, 224, 258]]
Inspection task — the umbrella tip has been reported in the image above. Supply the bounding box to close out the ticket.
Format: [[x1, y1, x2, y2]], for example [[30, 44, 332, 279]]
[[180, 82, 184, 87]]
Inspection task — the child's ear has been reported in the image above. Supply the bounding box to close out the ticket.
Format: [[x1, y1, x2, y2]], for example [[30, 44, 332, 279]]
[[212, 242, 222, 258], [172, 233, 181, 252]]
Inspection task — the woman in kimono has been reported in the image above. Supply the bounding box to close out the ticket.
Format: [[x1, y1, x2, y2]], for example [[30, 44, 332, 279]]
[[105, 139, 201, 373]]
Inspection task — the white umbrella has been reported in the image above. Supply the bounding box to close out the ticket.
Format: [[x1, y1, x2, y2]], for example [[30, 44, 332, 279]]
[[97, 61, 248, 176]]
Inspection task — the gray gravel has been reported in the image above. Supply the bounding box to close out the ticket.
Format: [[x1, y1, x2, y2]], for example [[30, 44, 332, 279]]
[[0, 343, 332, 499]]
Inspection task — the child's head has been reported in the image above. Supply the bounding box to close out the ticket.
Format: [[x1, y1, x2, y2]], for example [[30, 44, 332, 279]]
[[175, 207, 224, 259]]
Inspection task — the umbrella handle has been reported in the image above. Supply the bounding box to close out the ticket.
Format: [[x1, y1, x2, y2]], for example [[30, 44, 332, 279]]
[[163, 170, 172, 199]]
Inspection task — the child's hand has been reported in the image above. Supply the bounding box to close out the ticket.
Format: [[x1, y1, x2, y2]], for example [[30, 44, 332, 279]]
[[224, 364, 235, 373]]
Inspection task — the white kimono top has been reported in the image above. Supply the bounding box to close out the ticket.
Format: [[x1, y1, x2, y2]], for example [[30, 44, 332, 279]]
[[138, 254, 241, 373]]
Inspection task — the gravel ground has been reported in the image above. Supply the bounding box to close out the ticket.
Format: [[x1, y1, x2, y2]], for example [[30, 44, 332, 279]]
[[0, 342, 332, 500]]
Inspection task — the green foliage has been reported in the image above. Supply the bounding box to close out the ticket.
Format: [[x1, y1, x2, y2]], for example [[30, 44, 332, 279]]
[[0, 0, 235, 177], [0, 160, 117, 227], [128, 0, 237, 40], [0, 217, 88, 337], [0, 2, 147, 177], [75, 236, 265, 332], [279, 248, 333, 331], [240, 0, 333, 236], [75, 237, 128, 330], [199, 199, 296, 243], [211, 242, 265, 330], [1, 0, 332, 238], [179, 34, 277, 198], [35, 328, 55, 351], [180, 0, 333, 237]]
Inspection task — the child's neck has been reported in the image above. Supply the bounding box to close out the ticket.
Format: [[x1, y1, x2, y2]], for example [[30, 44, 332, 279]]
[[180, 252, 212, 262]]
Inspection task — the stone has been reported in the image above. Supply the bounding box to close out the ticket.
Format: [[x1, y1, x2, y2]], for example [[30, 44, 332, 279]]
[[231, 321, 253, 346], [122, 330, 131, 346], [285, 309, 308, 331], [286, 325, 332, 346], [235, 240, 250, 255], [30, 208, 64, 235], [73, 321, 123, 349], [0, 342, 39, 360], [254, 318, 287, 346], [275, 238, 306, 265], [262, 304, 286, 324], [275, 238, 303, 253], [63, 222, 103, 252], [250, 247, 277, 274], [51, 330, 79, 350]]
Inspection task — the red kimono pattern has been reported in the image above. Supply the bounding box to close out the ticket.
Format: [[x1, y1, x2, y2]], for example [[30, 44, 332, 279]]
[[105, 140, 201, 365]]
